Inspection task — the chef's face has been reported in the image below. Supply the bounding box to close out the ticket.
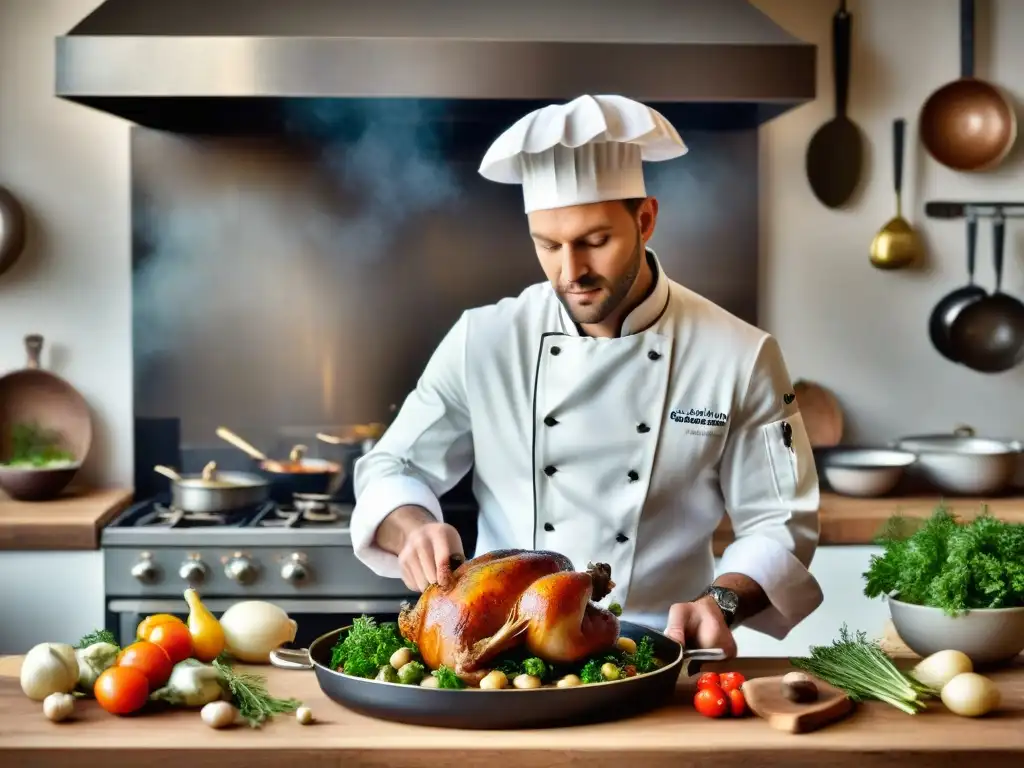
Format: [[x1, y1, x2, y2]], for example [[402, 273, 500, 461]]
[[528, 198, 659, 327]]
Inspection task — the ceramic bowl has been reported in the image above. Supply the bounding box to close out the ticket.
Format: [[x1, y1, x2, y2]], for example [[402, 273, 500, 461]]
[[887, 596, 1024, 667], [821, 448, 916, 497]]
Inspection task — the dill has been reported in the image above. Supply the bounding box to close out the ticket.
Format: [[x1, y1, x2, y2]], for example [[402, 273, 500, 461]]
[[212, 658, 301, 727], [789, 625, 935, 715]]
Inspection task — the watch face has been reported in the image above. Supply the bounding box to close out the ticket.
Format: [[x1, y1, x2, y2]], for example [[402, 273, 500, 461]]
[[713, 587, 739, 612]]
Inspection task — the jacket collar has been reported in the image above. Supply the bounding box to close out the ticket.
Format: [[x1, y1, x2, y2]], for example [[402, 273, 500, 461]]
[[556, 248, 670, 337]]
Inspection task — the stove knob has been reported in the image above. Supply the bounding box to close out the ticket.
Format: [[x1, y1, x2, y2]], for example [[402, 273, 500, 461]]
[[178, 555, 209, 586], [280, 553, 312, 585], [131, 552, 162, 585], [224, 552, 259, 585]]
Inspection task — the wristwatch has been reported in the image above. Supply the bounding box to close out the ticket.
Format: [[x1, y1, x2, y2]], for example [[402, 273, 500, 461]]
[[701, 585, 739, 628]]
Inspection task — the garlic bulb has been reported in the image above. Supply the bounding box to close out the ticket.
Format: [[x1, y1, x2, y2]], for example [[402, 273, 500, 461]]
[[218, 601, 298, 663], [43, 692, 75, 722], [20, 643, 80, 701]]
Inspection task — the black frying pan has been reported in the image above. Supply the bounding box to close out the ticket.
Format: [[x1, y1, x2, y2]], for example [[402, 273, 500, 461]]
[[928, 212, 985, 363], [270, 621, 726, 730], [948, 211, 1024, 373]]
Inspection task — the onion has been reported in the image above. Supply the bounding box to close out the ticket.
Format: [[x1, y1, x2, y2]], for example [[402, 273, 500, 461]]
[[911, 650, 974, 690], [940, 673, 1001, 717], [218, 601, 298, 663], [20, 643, 79, 701]]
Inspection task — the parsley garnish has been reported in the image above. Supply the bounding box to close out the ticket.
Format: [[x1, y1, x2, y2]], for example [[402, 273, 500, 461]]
[[863, 505, 1024, 614], [433, 666, 465, 689], [329, 616, 417, 678]]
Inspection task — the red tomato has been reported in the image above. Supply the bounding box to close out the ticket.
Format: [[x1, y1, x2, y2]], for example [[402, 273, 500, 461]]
[[118, 640, 173, 688], [95, 666, 150, 715], [696, 672, 721, 690], [719, 671, 746, 693], [727, 688, 747, 717], [147, 620, 194, 664], [693, 685, 729, 718]]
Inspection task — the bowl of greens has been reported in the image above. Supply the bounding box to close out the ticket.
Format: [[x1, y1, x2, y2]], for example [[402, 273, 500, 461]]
[[863, 505, 1024, 666], [0, 422, 83, 501]]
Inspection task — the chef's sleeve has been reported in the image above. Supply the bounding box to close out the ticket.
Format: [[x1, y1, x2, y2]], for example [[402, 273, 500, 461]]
[[350, 312, 474, 578], [716, 334, 823, 639]]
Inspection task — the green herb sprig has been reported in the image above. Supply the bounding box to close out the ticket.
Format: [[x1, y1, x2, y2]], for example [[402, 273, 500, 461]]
[[213, 658, 300, 727], [328, 615, 418, 677], [789, 625, 935, 714], [74, 629, 118, 649]]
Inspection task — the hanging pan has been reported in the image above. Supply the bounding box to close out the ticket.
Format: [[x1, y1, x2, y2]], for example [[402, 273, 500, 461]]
[[919, 0, 1017, 172]]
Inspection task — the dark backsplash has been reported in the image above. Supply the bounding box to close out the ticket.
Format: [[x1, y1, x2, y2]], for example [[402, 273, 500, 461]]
[[130, 100, 760, 514]]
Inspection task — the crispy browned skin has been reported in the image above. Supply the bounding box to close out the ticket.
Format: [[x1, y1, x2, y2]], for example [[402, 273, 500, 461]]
[[398, 549, 620, 684]]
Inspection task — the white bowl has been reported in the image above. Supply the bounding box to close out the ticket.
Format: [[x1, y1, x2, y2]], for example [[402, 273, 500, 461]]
[[887, 596, 1024, 667], [821, 448, 916, 497]]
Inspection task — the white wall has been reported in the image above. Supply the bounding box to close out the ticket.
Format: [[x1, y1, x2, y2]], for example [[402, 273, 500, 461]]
[[0, 0, 133, 489], [1, 0, 1022, 488], [752, 0, 1024, 443]]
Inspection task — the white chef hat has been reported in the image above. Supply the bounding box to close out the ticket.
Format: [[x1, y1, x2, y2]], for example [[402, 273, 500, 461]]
[[478, 94, 688, 214]]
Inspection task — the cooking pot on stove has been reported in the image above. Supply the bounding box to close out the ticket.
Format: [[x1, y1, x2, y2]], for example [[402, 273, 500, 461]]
[[215, 426, 343, 504], [892, 426, 1023, 495]]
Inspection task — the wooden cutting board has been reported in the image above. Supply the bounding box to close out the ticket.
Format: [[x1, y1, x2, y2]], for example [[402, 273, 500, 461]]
[[741, 674, 854, 734]]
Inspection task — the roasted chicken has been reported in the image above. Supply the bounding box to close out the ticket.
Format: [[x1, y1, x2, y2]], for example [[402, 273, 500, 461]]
[[397, 549, 620, 684]]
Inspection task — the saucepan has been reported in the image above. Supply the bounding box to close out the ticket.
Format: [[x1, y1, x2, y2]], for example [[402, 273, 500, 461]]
[[215, 426, 343, 503], [892, 426, 1023, 496], [153, 461, 268, 514], [269, 620, 726, 730]]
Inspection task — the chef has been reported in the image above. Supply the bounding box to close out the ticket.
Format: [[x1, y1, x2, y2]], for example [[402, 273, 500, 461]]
[[350, 94, 822, 658]]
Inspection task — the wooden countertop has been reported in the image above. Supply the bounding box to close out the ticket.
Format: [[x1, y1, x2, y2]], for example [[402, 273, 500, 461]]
[[0, 652, 1021, 768], [713, 491, 1024, 554], [0, 487, 133, 551]]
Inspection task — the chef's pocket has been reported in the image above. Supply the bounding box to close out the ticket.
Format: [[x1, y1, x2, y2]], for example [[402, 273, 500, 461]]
[[760, 412, 812, 502]]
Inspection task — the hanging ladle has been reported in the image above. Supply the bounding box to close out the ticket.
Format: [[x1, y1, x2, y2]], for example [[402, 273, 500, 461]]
[[948, 209, 1024, 372], [869, 118, 920, 269], [928, 210, 985, 362]]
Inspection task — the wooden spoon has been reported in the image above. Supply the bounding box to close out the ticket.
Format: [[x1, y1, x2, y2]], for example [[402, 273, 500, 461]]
[[805, 0, 864, 209]]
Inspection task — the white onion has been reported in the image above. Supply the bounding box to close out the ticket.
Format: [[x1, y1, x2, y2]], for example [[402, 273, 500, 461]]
[[20, 643, 79, 701], [218, 601, 298, 663]]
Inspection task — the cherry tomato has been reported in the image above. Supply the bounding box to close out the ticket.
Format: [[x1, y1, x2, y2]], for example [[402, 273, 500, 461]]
[[118, 640, 173, 688], [719, 671, 746, 693], [147, 620, 194, 664], [693, 685, 729, 718], [727, 688, 747, 717], [95, 666, 150, 715], [136, 613, 185, 641], [696, 672, 721, 690]]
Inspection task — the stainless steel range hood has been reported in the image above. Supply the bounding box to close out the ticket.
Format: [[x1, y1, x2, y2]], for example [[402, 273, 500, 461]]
[[56, 0, 815, 133]]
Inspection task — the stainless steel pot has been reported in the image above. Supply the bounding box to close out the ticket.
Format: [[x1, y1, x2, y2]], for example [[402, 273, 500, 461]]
[[892, 426, 1023, 495], [153, 462, 269, 513]]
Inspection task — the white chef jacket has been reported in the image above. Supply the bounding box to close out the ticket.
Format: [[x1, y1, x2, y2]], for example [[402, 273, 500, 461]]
[[351, 250, 823, 639]]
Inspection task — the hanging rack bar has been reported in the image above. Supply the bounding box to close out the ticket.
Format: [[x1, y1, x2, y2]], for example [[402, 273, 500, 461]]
[[925, 201, 1024, 219]]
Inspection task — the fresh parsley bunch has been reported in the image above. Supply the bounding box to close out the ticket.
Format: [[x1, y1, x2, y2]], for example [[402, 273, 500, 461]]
[[863, 505, 1024, 615], [329, 616, 417, 678]]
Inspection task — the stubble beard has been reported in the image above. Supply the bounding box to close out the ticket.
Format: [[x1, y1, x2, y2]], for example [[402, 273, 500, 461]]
[[557, 233, 644, 326]]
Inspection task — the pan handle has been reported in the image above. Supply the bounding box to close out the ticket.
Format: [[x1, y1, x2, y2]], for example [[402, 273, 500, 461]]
[[215, 426, 268, 461], [960, 0, 975, 80], [269, 647, 314, 670], [24, 334, 43, 370], [832, 0, 852, 119], [681, 647, 728, 678]]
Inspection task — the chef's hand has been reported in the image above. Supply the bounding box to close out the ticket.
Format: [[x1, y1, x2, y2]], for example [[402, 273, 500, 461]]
[[664, 597, 738, 660], [397, 521, 465, 593]]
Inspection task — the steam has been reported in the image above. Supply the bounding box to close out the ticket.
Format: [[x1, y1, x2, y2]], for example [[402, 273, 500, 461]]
[[131, 99, 465, 433]]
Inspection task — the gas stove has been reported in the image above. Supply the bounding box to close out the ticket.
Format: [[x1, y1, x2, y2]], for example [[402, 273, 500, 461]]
[[102, 492, 414, 602]]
